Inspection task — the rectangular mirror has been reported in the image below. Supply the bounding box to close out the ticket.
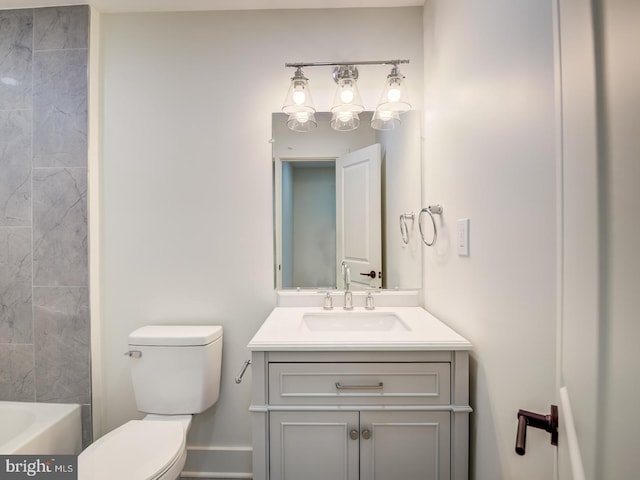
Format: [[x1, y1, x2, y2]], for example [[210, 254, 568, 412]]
[[273, 111, 422, 290]]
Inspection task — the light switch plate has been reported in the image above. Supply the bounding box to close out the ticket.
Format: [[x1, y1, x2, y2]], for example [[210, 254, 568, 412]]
[[457, 218, 470, 256]]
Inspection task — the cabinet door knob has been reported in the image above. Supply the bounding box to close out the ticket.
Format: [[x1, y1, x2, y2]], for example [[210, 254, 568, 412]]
[[361, 429, 371, 440], [349, 429, 359, 440]]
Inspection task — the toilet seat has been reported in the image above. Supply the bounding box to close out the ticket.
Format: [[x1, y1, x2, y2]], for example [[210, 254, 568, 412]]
[[78, 420, 186, 480]]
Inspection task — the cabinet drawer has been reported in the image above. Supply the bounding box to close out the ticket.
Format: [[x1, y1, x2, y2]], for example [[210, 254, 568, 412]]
[[268, 363, 450, 405]]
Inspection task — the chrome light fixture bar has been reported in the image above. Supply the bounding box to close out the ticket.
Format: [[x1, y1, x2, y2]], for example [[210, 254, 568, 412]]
[[282, 59, 410, 132]]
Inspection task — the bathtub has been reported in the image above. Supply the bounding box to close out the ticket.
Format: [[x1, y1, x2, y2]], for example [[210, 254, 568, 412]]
[[0, 401, 82, 454]]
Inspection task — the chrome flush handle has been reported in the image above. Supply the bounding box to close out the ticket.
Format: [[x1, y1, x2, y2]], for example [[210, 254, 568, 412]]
[[124, 350, 142, 359]]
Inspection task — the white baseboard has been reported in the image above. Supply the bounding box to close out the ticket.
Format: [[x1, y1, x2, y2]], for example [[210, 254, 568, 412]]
[[181, 445, 253, 479]]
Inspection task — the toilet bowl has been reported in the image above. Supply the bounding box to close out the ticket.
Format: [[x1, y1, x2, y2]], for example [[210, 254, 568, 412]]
[[78, 415, 191, 480], [79, 325, 223, 480]]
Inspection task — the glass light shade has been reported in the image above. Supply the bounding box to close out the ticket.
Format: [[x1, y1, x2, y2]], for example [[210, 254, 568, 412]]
[[331, 111, 360, 132], [282, 69, 315, 114], [286, 112, 317, 132], [371, 110, 401, 131], [331, 77, 364, 114], [376, 73, 411, 113]]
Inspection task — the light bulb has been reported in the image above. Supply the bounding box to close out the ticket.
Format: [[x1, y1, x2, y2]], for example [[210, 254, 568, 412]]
[[340, 87, 354, 104], [292, 89, 306, 105], [379, 111, 393, 121], [337, 111, 353, 122], [387, 87, 402, 102], [295, 112, 309, 123]]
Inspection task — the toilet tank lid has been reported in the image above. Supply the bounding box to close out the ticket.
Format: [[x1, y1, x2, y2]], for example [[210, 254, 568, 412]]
[[129, 325, 223, 346]]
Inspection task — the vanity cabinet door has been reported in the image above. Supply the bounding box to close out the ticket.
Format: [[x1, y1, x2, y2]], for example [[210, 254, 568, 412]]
[[269, 411, 359, 480], [359, 411, 451, 480]]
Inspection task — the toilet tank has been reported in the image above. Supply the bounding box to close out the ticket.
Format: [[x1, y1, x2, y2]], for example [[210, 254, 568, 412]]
[[127, 325, 223, 415]]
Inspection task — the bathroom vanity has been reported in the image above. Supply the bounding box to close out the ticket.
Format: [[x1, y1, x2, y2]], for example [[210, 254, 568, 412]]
[[248, 303, 472, 480]]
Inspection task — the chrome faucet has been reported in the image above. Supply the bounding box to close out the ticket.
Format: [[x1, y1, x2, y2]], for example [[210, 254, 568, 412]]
[[341, 261, 353, 310]]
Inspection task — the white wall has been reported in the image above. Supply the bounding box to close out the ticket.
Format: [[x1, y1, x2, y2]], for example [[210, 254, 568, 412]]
[[598, 0, 640, 476], [99, 6, 423, 471], [422, 1, 557, 478], [379, 110, 422, 289], [555, 0, 601, 477]]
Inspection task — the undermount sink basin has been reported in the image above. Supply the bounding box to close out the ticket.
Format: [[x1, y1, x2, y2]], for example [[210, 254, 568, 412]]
[[302, 312, 410, 332], [248, 306, 474, 351]]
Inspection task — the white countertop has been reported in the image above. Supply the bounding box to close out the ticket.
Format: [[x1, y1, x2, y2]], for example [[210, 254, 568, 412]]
[[248, 306, 472, 351]]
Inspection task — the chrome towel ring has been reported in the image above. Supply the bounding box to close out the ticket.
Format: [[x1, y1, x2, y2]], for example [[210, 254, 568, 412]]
[[419, 204, 443, 246]]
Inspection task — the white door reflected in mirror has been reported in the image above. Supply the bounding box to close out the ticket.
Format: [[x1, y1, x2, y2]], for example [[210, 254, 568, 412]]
[[336, 144, 382, 290]]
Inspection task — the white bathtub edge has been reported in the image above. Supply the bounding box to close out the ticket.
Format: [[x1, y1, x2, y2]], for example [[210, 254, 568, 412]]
[[0, 401, 82, 455]]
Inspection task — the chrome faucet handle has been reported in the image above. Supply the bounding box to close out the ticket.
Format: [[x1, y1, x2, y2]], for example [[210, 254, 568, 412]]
[[365, 291, 375, 310], [323, 291, 333, 310]]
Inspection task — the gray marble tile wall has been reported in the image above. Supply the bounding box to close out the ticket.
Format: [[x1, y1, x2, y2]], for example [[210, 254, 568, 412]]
[[0, 5, 91, 446]]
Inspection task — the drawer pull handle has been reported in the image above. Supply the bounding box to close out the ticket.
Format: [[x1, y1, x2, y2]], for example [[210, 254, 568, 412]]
[[335, 382, 384, 390]]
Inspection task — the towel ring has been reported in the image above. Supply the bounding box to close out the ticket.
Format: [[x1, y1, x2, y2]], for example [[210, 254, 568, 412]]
[[419, 205, 443, 247], [399, 212, 415, 245]]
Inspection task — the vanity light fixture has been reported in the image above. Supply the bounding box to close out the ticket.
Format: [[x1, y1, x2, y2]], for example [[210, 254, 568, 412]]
[[371, 109, 401, 131], [287, 112, 318, 132], [331, 111, 360, 132], [282, 67, 317, 132], [376, 64, 411, 114], [282, 59, 410, 132], [331, 65, 364, 116]]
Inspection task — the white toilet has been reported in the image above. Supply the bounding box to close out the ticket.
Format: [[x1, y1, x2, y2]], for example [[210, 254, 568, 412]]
[[79, 325, 223, 480]]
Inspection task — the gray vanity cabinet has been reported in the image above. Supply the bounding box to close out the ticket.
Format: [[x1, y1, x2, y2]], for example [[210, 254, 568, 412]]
[[359, 410, 451, 480], [269, 410, 359, 480], [270, 410, 450, 480], [250, 350, 470, 480]]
